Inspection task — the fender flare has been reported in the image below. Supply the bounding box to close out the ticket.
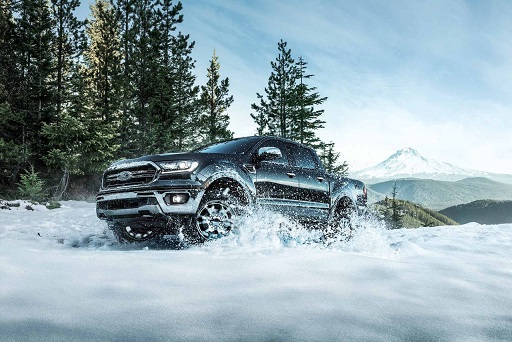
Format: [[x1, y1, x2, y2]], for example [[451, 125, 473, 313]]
[[196, 162, 256, 205], [329, 179, 359, 221]]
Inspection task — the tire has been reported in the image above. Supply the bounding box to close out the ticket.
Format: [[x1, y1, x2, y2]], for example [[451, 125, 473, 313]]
[[109, 221, 158, 244], [324, 197, 355, 242], [185, 186, 243, 243]]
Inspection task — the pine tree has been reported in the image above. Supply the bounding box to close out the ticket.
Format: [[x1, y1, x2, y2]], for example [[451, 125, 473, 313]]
[[43, 0, 122, 179], [156, 0, 182, 68], [290, 56, 326, 147], [251, 94, 268, 136], [198, 50, 234, 145], [0, 0, 24, 186], [251, 39, 299, 138], [145, 0, 185, 154], [318, 142, 349, 176], [112, 0, 136, 157], [84, 0, 123, 171], [16, 165, 46, 201], [167, 32, 200, 151], [37, 0, 90, 198], [251, 41, 328, 143], [390, 180, 403, 229], [0, 1, 16, 104], [110, 0, 198, 155], [13, 0, 57, 173], [130, 0, 160, 154], [82, 0, 122, 171], [83, 0, 122, 124], [49, 0, 86, 118]]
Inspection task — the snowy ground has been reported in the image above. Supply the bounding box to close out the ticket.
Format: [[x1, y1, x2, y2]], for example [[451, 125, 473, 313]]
[[1, 201, 511, 342]]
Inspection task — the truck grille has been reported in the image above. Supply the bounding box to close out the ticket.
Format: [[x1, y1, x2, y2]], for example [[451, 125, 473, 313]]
[[103, 163, 158, 188]]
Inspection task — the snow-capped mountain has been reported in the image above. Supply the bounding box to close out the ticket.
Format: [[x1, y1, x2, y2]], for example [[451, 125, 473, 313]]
[[352, 148, 490, 182]]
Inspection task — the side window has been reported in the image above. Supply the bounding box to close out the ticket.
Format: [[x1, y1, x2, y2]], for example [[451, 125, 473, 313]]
[[258, 140, 289, 165], [289, 145, 317, 169]]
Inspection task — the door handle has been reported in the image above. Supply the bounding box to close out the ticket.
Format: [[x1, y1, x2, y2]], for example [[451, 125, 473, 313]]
[[317, 176, 324, 182], [286, 172, 296, 178]]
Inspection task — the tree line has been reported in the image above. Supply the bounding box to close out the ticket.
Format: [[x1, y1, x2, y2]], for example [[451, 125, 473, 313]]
[[0, 0, 347, 201]]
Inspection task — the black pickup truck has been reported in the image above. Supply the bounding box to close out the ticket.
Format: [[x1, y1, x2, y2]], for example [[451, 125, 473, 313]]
[[96, 136, 367, 243]]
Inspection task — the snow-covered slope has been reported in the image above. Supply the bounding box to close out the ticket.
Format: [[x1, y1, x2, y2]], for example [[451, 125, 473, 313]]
[[1, 201, 512, 341], [352, 147, 489, 182]]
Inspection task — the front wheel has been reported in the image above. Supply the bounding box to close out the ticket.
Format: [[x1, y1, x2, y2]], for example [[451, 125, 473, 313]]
[[109, 221, 157, 244], [186, 187, 243, 243]]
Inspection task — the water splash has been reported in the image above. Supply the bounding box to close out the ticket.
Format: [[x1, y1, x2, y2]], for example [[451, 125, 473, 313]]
[[200, 207, 397, 259], [324, 214, 398, 259], [199, 207, 320, 255]]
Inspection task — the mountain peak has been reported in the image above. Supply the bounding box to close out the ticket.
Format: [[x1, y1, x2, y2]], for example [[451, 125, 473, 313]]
[[395, 147, 419, 155], [390, 147, 423, 160], [352, 148, 488, 182]]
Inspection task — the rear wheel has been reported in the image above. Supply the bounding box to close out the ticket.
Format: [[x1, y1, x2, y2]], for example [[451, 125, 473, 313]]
[[324, 197, 355, 242]]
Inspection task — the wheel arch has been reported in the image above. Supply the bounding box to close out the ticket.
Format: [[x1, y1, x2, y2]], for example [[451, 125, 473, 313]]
[[197, 161, 256, 205], [329, 194, 356, 221], [204, 177, 252, 205]]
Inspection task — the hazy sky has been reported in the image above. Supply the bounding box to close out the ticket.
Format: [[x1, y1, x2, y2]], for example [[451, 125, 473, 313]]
[[78, 0, 512, 174]]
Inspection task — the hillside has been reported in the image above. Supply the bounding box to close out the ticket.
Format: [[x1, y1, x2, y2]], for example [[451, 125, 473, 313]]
[[440, 200, 512, 224], [372, 199, 458, 228], [369, 177, 512, 210]]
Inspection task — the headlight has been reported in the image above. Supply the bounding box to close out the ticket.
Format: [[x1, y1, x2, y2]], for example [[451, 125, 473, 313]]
[[158, 160, 199, 173]]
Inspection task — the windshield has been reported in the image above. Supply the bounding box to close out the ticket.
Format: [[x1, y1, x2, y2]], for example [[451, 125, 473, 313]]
[[192, 137, 262, 154]]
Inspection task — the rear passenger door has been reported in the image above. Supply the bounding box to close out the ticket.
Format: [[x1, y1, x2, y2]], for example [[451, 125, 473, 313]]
[[286, 143, 330, 222]]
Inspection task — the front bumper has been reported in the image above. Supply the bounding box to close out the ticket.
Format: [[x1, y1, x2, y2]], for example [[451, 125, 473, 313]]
[[96, 187, 205, 220]]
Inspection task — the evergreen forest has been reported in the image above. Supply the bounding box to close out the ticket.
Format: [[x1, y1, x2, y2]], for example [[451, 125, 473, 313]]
[[0, 0, 346, 201]]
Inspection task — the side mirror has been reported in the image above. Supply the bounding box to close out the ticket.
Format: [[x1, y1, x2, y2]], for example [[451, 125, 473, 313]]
[[257, 146, 282, 161]]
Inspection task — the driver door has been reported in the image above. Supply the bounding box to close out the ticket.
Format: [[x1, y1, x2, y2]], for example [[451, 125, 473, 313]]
[[253, 139, 300, 213]]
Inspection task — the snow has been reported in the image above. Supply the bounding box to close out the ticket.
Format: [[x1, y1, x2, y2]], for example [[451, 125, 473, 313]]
[[1, 201, 512, 341], [353, 147, 489, 182]]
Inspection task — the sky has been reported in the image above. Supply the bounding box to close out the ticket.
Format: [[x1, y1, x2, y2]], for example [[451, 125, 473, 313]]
[[78, 0, 512, 174]]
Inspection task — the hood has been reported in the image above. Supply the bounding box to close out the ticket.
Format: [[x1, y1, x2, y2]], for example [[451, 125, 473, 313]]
[[106, 152, 246, 170]]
